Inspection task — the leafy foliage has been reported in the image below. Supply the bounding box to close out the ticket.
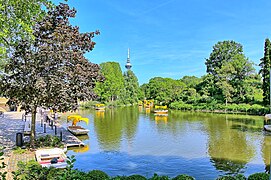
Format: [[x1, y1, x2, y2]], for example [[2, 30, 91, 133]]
[[10, 159, 271, 180], [247, 172, 269, 180], [205, 40, 255, 105], [87, 170, 110, 180], [149, 174, 170, 180], [95, 62, 124, 102], [0, 3, 103, 147], [140, 40, 262, 113], [13, 147, 26, 154], [122, 70, 140, 104], [259, 38, 271, 106], [33, 135, 63, 148], [172, 174, 195, 180], [0, 149, 7, 180], [0, 0, 53, 69]]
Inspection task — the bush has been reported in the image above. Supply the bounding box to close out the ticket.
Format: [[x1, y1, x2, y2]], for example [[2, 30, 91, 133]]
[[172, 174, 195, 180], [12, 160, 48, 179], [227, 104, 239, 112], [149, 173, 170, 180], [216, 174, 246, 180], [248, 104, 267, 115], [235, 174, 246, 180], [111, 176, 128, 180], [34, 135, 63, 148], [87, 170, 110, 180], [13, 147, 26, 154], [248, 172, 269, 180], [80, 101, 101, 109], [0, 150, 7, 180], [238, 104, 251, 113], [125, 174, 147, 180]]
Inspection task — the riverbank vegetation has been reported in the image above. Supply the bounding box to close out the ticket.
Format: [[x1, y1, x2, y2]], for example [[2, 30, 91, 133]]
[[85, 40, 271, 115], [10, 159, 270, 180]]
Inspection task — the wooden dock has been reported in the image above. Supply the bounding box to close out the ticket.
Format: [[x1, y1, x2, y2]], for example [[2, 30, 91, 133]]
[[24, 114, 85, 147], [46, 115, 85, 147]]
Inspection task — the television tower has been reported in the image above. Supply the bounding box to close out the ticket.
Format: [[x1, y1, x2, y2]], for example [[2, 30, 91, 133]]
[[125, 48, 132, 70]]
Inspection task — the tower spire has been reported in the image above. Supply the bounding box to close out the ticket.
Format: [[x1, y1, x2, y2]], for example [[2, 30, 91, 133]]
[[125, 48, 132, 70]]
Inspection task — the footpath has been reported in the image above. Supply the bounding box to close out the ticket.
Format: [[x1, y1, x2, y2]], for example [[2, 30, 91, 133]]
[[0, 111, 84, 179]]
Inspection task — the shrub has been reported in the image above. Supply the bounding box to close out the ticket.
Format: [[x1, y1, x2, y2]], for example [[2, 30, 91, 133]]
[[248, 172, 269, 180], [111, 176, 128, 180], [149, 173, 170, 180], [80, 101, 101, 109], [238, 104, 251, 113], [0, 150, 7, 180], [12, 160, 48, 179], [87, 170, 110, 180], [235, 174, 246, 180], [227, 104, 239, 112], [13, 147, 26, 154], [216, 176, 236, 180], [126, 174, 147, 180], [34, 135, 63, 148], [172, 174, 195, 180]]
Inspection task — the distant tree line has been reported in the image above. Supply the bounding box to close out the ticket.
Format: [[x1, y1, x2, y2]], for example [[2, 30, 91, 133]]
[[94, 40, 271, 114]]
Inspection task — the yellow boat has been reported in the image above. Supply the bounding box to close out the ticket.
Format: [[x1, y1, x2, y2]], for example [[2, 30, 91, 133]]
[[153, 105, 168, 115], [95, 104, 105, 111], [67, 115, 89, 135]]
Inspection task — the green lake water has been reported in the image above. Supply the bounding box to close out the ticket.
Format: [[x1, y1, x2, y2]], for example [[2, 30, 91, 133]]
[[60, 106, 271, 179]]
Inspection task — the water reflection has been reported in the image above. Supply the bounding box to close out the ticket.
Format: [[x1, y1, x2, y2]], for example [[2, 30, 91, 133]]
[[154, 115, 168, 124], [70, 145, 90, 153], [261, 135, 271, 173], [64, 107, 267, 178], [69, 135, 90, 153], [206, 115, 256, 174], [95, 110, 105, 119], [93, 107, 139, 151]]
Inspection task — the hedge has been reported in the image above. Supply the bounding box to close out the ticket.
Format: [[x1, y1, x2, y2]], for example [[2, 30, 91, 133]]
[[11, 160, 270, 180], [169, 101, 269, 115]]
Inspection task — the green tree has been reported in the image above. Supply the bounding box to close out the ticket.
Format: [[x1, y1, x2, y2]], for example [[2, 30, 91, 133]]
[[0, 3, 102, 147], [259, 38, 271, 106], [122, 70, 140, 104], [196, 74, 216, 103], [142, 77, 186, 104], [205, 40, 243, 78], [0, 0, 53, 68], [95, 62, 124, 102], [205, 40, 255, 104], [180, 76, 200, 88]]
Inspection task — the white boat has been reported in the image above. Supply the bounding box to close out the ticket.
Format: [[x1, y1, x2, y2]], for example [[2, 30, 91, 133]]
[[264, 125, 271, 132], [67, 116, 89, 136], [153, 109, 168, 115], [35, 148, 68, 168], [153, 105, 168, 116], [265, 114, 271, 120], [67, 126, 90, 135]]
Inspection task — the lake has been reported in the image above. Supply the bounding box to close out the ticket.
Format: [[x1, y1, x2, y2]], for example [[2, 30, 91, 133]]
[[60, 106, 270, 179]]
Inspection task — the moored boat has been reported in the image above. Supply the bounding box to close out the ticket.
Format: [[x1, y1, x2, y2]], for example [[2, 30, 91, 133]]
[[67, 115, 89, 136], [153, 109, 169, 115], [67, 126, 90, 135], [153, 105, 168, 116], [35, 148, 68, 168], [264, 125, 271, 132], [95, 104, 105, 111]]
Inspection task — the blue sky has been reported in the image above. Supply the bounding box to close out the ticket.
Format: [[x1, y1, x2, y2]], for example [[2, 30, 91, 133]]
[[58, 0, 271, 84]]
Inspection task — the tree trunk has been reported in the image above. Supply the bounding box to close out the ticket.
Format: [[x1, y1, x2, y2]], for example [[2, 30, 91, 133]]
[[30, 107, 37, 148]]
